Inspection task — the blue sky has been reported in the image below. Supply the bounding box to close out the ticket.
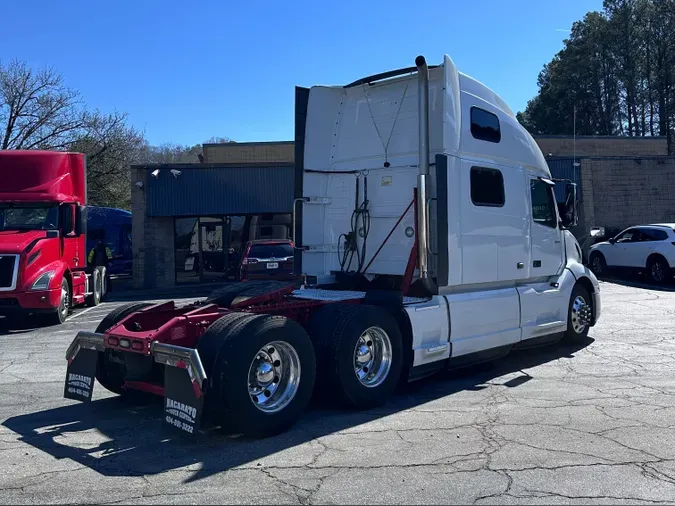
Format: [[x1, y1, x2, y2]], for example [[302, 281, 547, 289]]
[[3, 0, 602, 147]]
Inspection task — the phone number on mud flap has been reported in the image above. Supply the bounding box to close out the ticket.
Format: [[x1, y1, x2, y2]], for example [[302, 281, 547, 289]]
[[68, 387, 89, 397], [166, 415, 194, 434]]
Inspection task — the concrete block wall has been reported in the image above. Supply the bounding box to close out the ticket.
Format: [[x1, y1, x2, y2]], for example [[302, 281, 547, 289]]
[[203, 142, 295, 164], [580, 157, 675, 232], [131, 167, 176, 289], [536, 136, 668, 158], [130, 167, 146, 289], [201, 137, 668, 162]]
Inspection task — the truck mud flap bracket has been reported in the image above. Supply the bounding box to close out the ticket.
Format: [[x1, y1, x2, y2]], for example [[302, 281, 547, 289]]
[[152, 342, 207, 437], [64, 331, 105, 403]]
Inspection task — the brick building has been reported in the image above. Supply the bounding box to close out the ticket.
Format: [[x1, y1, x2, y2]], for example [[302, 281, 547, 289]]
[[130, 142, 296, 289], [131, 136, 675, 289], [538, 136, 675, 239], [536, 135, 668, 157], [202, 141, 294, 164]]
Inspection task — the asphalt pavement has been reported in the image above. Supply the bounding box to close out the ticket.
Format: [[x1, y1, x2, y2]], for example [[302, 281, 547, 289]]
[[0, 281, 674, 504]]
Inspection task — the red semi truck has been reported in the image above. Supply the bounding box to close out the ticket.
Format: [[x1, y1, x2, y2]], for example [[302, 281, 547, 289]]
[[0, 150, 108, 326]]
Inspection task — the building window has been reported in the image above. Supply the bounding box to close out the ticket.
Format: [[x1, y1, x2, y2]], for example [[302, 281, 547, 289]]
[[174, 217, 201, 284], [470, 167, 505, 207], [470, 107, 501, 143], [530, 179, 557, 228]]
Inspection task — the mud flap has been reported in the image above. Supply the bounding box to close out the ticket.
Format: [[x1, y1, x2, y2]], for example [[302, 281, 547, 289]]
[[64, 348, 98, 402], [163, 365, 204, 436], [152, 342, 207, 437]]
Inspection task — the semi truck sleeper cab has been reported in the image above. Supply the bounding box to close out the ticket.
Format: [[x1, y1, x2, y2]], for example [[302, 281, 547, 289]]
[[62, 54, 601, 438], [0, 151, 109, 325]]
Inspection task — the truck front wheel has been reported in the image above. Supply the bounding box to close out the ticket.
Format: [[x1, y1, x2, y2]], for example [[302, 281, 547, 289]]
[[563, 284, 593, 343], [44, 278, 70, 326]]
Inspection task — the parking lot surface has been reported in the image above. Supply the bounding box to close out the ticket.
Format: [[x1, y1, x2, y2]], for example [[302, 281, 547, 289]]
[[0, 281, 674, 505]]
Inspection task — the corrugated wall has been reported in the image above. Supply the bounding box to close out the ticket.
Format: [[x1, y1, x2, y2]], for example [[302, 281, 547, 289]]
[[145, 164, 295, 217], [546, 158, 581, 202]]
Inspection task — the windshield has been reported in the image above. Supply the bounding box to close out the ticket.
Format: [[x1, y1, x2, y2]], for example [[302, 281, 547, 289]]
[[0, 205, 59, 231], [248, 243, 294, 259]]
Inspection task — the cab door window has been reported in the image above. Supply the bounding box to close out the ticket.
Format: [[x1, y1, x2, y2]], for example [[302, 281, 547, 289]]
[[530, 179, 557, 228]]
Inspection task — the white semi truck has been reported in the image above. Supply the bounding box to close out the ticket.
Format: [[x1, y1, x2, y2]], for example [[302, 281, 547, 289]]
[[64, 54, 601, 438]]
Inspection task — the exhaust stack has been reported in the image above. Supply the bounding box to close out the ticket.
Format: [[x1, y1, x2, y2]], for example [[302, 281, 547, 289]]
[[415, 55, 431, 282]]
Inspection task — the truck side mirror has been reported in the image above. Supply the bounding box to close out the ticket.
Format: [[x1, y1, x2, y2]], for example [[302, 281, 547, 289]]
[[560, 183, 578, 228], [59, 204, 76, 236], [75, 205, 87, 237]]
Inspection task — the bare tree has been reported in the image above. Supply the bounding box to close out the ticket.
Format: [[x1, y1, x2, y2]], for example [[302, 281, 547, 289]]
[[203, 136, 235, 144], [143, 142, 203, 163], [0, 59, 86, 150], [69, 111, 146, 209], [1, 59, 237, 208]]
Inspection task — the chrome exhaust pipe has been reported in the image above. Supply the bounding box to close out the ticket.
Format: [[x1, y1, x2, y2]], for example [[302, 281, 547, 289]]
[[415, 55, 431, 282]]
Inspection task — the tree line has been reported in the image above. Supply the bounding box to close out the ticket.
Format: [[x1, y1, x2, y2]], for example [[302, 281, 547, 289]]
[[0, 59, 233, 209], [517, 0, 675, 153]]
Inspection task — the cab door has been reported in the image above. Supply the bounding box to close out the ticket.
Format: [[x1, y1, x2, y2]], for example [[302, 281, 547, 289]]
[[519, 176, 567, 342], [59, 204, 83, 270], [528, 176, 564, 277]]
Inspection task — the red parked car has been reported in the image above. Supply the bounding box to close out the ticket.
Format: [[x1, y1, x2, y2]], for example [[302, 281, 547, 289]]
[[239, 239, 296, 281]]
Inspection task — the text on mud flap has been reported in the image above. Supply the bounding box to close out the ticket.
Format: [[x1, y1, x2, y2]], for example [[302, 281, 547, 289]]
[[67, 373, 92, 390], [166, 398, 197, 424]]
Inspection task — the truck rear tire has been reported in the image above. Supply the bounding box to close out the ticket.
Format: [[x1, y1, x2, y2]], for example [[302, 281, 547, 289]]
[[206, 281, 295, 308], [196, 312, 256, 394], [307, 304, 404, 409], [86, 269, 103, 307], [205, 313, 316, 438], [95, 302, 152, 396]]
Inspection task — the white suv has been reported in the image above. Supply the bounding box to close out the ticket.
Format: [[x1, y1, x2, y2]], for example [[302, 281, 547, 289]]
[[588, 224, 675, 284]]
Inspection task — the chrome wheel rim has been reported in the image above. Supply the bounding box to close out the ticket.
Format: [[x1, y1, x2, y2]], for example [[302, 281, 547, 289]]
[[101, 269, 107, 297], [591, 256, 603, 273], [571, 295, 591, 334], [651, 262, 665, 282], [247, 341, 301, 413], [353, 326, 392, 388], [60, 284, 69, 318]]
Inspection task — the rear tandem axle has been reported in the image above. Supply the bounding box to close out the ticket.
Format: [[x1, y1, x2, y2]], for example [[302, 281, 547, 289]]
[[64, 280, 412, 438]]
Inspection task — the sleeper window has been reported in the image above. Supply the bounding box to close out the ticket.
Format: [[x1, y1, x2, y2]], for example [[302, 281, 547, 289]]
[[470, 107, 501, 143], [530, 179, 557, 228], [470, 167, 505, 207]]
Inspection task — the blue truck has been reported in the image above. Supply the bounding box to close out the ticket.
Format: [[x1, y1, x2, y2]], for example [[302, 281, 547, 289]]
[[85, 206, 132, 276]]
